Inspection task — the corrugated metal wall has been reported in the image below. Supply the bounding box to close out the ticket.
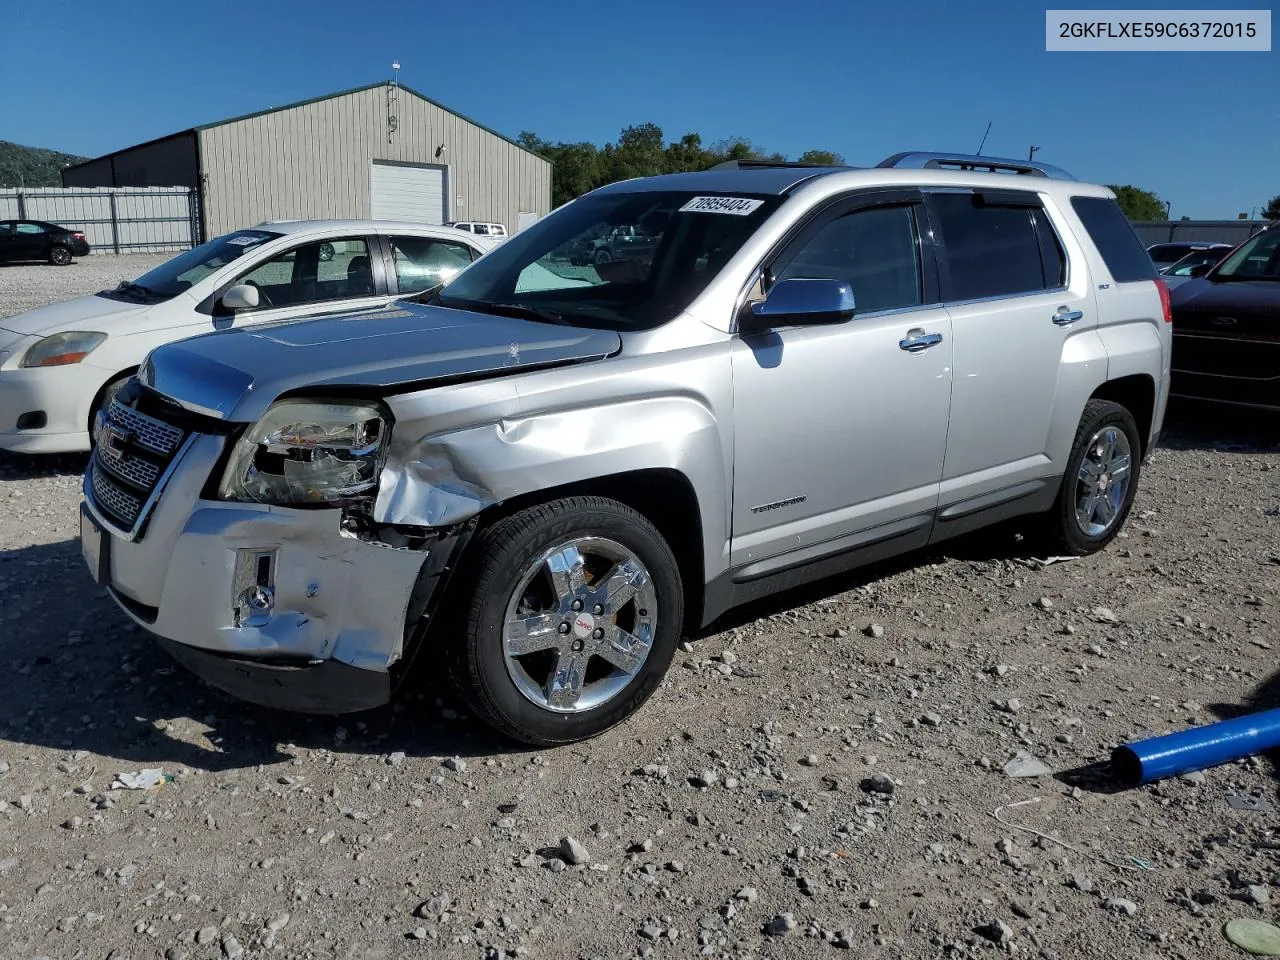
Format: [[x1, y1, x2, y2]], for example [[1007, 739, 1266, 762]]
[[61, 133, 199, 190], [1132, 220, 1271, 247], [197, 86, 551, 237]]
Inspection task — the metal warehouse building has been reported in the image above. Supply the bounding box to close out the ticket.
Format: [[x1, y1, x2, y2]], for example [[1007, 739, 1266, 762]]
[[62, 81, 551, 241]]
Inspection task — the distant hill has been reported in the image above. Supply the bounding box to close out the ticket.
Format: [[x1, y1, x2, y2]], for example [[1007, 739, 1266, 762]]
[[0, 140, 89, 188]]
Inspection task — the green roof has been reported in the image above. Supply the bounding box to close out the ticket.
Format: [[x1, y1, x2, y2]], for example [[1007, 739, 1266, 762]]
[[64, 81, 549, 172], [193, 81, 547, 162]]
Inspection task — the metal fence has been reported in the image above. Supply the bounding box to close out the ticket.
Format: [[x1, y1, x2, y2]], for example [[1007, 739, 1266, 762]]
[[0, 187, 199, 254], [1132, 219, 1272, 248]]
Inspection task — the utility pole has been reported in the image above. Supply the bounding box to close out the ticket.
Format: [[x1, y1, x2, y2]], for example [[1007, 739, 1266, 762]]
[[1165, 200, 1172, 220], [1028, 145, 1040, 161]]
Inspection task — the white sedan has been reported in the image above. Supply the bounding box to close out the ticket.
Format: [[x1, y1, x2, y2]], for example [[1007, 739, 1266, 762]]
[[0, 219, 496, 454]]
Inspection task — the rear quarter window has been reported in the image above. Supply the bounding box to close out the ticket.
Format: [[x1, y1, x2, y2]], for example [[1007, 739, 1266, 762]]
[[1071, 196, 1157, 283]]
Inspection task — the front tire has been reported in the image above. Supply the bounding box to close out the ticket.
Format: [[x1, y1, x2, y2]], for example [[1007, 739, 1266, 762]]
[[89, 375, 132, 445], [49, 245, 72, 266], [445, 496, 683, 746], [1039, 399, 1142, 555]]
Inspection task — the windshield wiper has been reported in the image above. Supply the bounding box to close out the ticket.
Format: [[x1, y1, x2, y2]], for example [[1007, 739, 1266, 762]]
[[466, 302, 573, 326], [116, 280, 157, 298]]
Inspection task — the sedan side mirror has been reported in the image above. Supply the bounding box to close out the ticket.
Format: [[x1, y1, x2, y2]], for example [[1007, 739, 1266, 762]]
[[745, 278, 855, 330], [221, 283, 260, 311]]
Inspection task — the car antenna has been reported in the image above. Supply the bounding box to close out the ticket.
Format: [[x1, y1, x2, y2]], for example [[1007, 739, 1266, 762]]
[[975, 121, 993, 156]]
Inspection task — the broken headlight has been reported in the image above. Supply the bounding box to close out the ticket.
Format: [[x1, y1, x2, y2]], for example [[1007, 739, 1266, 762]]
[[217, 399, 391, 506]]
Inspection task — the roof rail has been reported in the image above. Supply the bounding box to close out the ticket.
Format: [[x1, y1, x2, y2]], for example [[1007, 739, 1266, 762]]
[[709, 159, 850, 171], [876, 151, 1076, 181]]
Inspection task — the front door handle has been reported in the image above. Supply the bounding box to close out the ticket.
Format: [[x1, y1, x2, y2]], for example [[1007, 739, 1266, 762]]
[[1052, 307, 1084, 326], [899, 329, 944, 352]]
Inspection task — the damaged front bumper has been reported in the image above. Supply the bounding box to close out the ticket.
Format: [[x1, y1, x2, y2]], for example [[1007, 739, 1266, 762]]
[[81, 434, 465, 714]]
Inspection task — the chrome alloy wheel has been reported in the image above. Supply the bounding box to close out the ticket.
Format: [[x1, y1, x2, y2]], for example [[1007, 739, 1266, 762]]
[[502, 536, 657, 714], [1074, 425, 1133, 537]]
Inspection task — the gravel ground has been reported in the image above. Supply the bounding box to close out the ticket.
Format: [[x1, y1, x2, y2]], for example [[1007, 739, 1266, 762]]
[[0, 258, 1278, 960]]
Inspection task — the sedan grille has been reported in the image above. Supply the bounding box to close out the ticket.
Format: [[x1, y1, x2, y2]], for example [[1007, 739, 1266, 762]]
[[87, 397, 189, 536]]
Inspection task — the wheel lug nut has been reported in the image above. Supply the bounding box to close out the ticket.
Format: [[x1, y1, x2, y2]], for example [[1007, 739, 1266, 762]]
[[571, 599, 584, 612], [592, 627, 604, 639], [592, 604, 603, 615], [558, 622, 571, 634], [571, 639, 584, 652]]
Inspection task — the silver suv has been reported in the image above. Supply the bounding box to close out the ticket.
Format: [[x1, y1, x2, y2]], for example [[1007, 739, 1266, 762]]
[[80, 152, 1172, 745]]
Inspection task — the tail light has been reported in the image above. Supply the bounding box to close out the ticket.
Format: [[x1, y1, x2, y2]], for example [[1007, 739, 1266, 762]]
[[72, 232, 85, 240], [1154, 278, 1172, 323]]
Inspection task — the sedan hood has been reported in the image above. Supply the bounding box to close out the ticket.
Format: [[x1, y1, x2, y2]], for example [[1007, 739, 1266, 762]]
[[1170, 277, 1280, 315], [141, 300, 623, 422], [0, 292, 151, 336]]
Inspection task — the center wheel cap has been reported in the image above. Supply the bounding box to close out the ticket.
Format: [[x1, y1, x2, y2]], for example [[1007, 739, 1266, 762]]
[[571, 612, 597, 640]]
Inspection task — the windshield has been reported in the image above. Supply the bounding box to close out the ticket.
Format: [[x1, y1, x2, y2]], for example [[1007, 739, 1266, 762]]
[[1212, 229, 1280, 280], [1162, 248, 1228, 276], [123, 229, 282, 299], [436, 190, 782, 330]]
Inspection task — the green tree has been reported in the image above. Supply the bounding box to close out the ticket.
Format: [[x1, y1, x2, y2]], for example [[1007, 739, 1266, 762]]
[[1106, 184, 1167, 221], [1263, 194, 1280, 221], [548, 142, 605, 209], [664, 133, 713, 174], [797, 149, 845, 165], [609, 123, 667, 181]]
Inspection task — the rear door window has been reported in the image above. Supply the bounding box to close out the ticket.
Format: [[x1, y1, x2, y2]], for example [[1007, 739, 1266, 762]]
[[930, 193, 1057, 300], [1071, 197, 1158, 282], [389, 236, 476, 293]]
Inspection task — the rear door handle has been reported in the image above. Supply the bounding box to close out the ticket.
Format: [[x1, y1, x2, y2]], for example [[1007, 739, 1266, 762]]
[[1052, 307, 1084, 326], [899, 329, 944, 352]]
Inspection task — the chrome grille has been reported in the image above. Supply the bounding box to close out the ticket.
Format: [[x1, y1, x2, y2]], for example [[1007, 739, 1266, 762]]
[[86, 395, 189, 537], [106, 398, 183, 456], [96, 445, 160, 489], [91, 463, 143, 526]]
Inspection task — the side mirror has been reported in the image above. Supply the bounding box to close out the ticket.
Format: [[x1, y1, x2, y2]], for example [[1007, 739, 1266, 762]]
[[1187, 263, 1213, 278], [221, 283, 259, 311], [746, 278, 855, 329]]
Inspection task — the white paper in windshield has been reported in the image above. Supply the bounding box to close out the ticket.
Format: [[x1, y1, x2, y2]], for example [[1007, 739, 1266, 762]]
[[226, 235, 263, 246], [678, 196, 765, 216]]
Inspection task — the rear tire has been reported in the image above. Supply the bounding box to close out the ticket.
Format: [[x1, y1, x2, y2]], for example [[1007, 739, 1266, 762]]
[[49, 245, 72, 266], [1037, 399, 1142, 556], [444, 496, 683, 746]]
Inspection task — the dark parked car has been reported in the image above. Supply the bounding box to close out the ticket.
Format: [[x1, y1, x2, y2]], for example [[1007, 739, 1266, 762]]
[[1159, 246, 1236, 291], [0, 220, 91, 265], [1169, 224, 1280, 410], [1147, 241, 1231, 272]]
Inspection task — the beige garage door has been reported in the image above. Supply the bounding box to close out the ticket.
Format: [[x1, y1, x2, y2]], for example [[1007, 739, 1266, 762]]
[[370, 162, 444, 223]]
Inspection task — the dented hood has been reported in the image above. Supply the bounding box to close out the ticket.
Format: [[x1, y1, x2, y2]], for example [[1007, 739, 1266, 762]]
[[139, 301, 622, 422]]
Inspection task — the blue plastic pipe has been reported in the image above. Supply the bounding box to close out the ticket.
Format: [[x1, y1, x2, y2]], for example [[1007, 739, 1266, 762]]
[[1112, 707, 1280, 785]]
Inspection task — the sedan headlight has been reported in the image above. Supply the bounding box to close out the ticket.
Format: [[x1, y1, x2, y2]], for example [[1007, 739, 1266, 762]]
[[21, 331, 107, 367], [218, 399, 391, 505]]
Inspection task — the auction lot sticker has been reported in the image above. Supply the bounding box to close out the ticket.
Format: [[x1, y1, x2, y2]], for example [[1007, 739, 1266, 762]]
[[1047, 9, 1271, 50], [679, 196, 766, 215]]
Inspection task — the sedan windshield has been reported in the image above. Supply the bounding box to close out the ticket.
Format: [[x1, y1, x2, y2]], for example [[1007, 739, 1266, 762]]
[[121, 230, 283, 300], [1212, 229, 1280, 280], [436, 191, 781, 330]]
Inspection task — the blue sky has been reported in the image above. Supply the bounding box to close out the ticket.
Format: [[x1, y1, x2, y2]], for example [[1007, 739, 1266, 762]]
[[3, 0, 1276, 218]]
